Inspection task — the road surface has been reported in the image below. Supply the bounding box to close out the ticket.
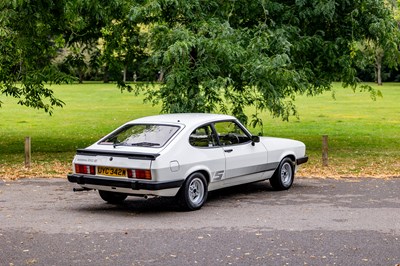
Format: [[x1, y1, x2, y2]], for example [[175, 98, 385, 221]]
[[1, 177, 399, 265]]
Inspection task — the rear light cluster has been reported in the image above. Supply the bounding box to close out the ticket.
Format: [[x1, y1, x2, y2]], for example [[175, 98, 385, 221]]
[[75, 164, 95, 175], [74, 164, 151, 180], [128, 169, 152, 180]]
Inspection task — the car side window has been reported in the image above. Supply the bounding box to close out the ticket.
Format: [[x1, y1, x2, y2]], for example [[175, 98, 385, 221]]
[[189, 125, 217, 148], [213, 121, 251, 146]]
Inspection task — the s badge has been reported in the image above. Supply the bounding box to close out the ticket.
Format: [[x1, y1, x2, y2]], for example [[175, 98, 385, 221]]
[[214, 170, 224, 180]]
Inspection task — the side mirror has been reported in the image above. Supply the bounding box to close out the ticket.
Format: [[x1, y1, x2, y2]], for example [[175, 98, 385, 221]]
[[251, 136, 260, 146]]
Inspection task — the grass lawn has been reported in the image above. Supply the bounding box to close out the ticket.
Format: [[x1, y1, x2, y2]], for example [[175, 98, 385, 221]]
[[0, 82, 399, 179]]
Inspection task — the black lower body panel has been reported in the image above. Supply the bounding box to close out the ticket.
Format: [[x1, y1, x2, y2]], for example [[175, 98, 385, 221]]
[[67, 174, 184, 191]]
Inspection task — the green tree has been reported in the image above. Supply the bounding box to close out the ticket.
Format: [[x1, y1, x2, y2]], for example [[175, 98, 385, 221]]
[[101, 14, 148, 86], [1, 0, 399, 119], [0, 0, 125, 113], [0, 0, 71, 113], [356, 0, 400, 85], [131, 0, 400, 123]]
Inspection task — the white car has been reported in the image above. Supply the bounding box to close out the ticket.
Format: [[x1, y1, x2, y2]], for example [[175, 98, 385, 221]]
[[68, 113, 308, 210]]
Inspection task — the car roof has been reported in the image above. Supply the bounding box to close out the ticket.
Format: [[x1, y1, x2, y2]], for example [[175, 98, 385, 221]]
[[129, 113, 236, 127]]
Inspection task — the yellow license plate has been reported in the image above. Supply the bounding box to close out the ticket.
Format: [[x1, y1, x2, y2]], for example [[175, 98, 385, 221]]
[[97, 166, 127, 177]]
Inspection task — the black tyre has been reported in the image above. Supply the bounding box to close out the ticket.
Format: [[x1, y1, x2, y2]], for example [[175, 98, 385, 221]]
[[269, 157, 295, 190], [178, 172, 208, 211], [98, 190, 128, 204]]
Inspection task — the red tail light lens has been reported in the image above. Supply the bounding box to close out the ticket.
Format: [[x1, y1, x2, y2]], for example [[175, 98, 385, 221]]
[[136, 170, 152, 179], [127, 169, 152, 180], [75, 164, 95, 175]]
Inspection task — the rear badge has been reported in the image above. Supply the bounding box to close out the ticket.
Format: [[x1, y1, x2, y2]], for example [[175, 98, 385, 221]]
[[109, 157, 113, 161]]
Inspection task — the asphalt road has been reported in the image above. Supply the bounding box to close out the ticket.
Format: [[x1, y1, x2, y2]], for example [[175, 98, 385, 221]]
[[0, 177, 399, 266]]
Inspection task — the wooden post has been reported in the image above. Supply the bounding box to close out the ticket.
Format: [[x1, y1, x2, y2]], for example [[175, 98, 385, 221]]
[[322, 135, 328, 167], [25, 137, 31, 168]]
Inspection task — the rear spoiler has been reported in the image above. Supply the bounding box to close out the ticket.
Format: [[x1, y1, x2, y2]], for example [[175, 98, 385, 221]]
[[76, 149, 160, 160]]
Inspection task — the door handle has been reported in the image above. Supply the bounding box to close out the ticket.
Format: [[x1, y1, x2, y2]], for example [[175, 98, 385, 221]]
[[224, 149, 233, 153]]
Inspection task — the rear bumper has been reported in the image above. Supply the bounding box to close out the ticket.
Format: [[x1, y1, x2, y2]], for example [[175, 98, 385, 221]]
[[67, 174, 184, 191], [296, 156, 309, 165]]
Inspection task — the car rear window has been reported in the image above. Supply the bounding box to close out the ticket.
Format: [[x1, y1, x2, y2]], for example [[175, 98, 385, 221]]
[[99, 124, 180, 148]]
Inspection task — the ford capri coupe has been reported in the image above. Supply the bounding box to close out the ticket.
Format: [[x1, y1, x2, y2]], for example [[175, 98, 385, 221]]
[[68, 113, 308, 210]]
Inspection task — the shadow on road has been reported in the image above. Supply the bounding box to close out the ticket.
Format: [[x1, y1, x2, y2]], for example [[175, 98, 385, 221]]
[[70, 180, 307, 214]]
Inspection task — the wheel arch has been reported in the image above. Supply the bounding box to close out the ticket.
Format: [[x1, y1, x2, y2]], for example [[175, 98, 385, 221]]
[[196, 170, 210, 184], [182, 165, 211, 185], [272, 153, 296, 177], [284, 154, 296, 164], [279, 152, 296, 164]]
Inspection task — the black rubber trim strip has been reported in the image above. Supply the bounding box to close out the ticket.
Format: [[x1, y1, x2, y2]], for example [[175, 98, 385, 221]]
[[76, 149, 160, 160], [67, 174, 183, 190], [296, 156, 309, 165]]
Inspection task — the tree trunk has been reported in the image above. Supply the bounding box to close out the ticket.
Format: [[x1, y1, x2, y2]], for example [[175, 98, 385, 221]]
[[103, 65, 109, 83], [377, 62, 382, 86], [123, 65, 127, 82], [157, 70, 164, 82], [375, 50, 383, 86]]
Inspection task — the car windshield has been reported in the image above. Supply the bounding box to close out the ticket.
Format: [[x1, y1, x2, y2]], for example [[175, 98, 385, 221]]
[[100, 124, 180, 148]]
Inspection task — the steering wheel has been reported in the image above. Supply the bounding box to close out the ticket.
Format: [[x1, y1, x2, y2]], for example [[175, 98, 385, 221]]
[[227, 133, 240, 144]]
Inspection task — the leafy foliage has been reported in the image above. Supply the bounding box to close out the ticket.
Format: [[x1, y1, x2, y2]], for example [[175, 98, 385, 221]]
[[132, 0, 400, 124], [0, 0, 399, 119], [0, 0, 127, 113], [0, 0, 72, 113]]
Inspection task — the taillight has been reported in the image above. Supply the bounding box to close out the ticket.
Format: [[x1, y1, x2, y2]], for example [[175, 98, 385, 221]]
[[75, 164, 95, 175], [127, 169, 152, 180]]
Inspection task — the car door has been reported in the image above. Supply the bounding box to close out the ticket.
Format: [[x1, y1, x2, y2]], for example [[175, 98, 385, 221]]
[[188, 124, 226, 189], [213, 121, 269, 186]]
